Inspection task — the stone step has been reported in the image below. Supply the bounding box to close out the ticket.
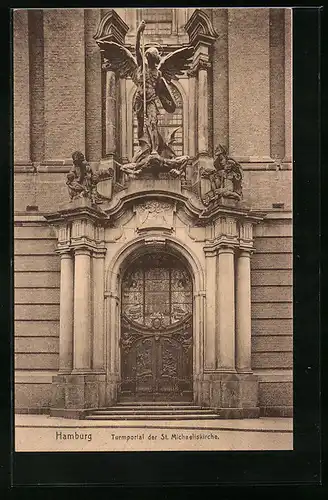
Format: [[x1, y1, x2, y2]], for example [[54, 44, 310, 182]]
[[93, 406, 209, 412], [90, 409, 217, 416], [86, 413, 220, 421], [117, 401, 193, 406]]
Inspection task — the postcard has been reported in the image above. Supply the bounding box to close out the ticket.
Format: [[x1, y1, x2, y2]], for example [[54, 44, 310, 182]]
[[14, 7, 293, 453]]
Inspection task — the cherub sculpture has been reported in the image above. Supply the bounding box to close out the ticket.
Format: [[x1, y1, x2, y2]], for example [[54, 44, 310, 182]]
[[201, 145, 243, 206], [97, 20, 194, 177], [66, 151, 113, 203], [66, 151, 93, 200]]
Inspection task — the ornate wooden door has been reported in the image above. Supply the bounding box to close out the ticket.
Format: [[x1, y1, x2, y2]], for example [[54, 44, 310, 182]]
[[120, 253, 193, 402]]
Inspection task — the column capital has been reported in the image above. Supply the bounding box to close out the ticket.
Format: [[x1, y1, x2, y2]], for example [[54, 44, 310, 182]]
[[74, 246, 92, 257], [204, 246, 218, 257], [57, 249, 73, 258], [204, 240, 239, 255], [238, 248, 254, 257], [188, 58, 212, 77], [218, 245, 235, 255], [92, 247, 107, 258]]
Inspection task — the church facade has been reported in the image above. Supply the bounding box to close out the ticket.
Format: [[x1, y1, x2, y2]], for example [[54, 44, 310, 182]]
[[14, 8, 293, 418]]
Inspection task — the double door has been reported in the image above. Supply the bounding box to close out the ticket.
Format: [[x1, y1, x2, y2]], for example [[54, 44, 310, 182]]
[[120, 314, 193, 401]]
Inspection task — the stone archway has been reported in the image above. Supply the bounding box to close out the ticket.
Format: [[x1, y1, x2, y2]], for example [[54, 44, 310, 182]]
[[120, 250, 193, 402], [104, 235, 205, 406]]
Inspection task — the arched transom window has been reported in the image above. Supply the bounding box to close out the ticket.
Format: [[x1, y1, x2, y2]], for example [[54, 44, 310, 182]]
[[122, 253, 192, 328], [137, 8, 173, 36]]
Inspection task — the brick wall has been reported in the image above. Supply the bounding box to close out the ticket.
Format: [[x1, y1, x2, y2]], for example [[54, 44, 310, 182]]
[[13, 10, 30, 162], [43, 8, 86, 159]]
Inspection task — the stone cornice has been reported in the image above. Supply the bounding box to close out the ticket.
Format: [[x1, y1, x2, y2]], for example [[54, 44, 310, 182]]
[[93, 9, 129, 45], [44, 199, 109, 226], [197, 205, 266, 225], [185, 9, 218, 47], [99, 184, 204, 223]]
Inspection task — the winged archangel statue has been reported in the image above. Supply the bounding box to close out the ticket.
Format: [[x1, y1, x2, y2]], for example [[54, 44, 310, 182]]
[[96, 20, 194, 178]]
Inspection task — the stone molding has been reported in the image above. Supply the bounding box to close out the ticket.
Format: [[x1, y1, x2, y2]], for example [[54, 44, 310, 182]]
[[93, 9, 129, 45], [185, 9, 218, 47]]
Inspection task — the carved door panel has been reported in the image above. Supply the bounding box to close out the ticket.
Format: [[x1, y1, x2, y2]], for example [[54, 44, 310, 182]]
[[120, 253, 193, 402], [120, 315, 193, 401]]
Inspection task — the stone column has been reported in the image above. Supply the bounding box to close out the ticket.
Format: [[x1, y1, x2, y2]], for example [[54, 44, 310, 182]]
[[92, 251, 105, 371], [204, 249, 217, 370], [105, 70, 117, 157], [185, 9, 217, 170], [235, 250, 252, 372], [94, 10, 129, 162], [58, 251, 74, 373], [217, 246, 235, 371], [197, 61, 210, 155], [73, 247, 92, 372], [188, 72, 196, 158], [120, 78, 129, 163]]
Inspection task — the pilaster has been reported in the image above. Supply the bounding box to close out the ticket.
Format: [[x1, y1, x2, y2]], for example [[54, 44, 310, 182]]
[[46, 199, 108, 417], [186, 10, 217, 159], [94, 9, 129, 170], [200, 207, 263, 416], [203, 248, 217, 370], [236, 249, 253, 373], [73, 247, 92, 373], [57, 250, 74, 374], [92, 248, 106, 372], [217, 245, 236, 371]]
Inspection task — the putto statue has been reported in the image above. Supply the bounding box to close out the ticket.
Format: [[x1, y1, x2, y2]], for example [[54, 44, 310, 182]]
[[67, 151, 113, 204], [200, 145, 243, 207], [97, 20, 194, 178]]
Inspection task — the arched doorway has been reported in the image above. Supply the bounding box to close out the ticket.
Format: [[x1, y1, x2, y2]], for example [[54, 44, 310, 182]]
[[119, 251, 193, 402]]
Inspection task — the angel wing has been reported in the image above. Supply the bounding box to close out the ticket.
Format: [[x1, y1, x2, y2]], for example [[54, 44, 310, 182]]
[[96, 40, 138, 83], [157, 47, 194, 82]]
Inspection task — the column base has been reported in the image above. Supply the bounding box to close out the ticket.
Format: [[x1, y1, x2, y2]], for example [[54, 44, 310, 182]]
[[198, 372, 259, 418], [51, 374, 106, 414]]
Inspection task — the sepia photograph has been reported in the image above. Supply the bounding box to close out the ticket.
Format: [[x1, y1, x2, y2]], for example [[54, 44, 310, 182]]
[[13, 7, 293, 452]]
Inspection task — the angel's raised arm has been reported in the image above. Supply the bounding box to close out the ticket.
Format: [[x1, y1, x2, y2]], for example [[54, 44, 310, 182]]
[[136, 20, 146, 67]]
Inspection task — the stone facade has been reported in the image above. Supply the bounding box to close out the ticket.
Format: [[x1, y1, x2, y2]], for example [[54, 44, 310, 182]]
[[14, 8, 292, 418]]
